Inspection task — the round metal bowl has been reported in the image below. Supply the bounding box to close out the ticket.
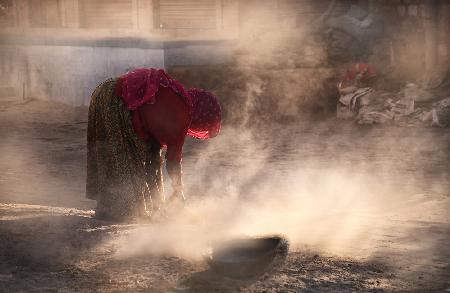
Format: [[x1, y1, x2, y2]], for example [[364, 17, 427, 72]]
[[206, 236, 289, 279]]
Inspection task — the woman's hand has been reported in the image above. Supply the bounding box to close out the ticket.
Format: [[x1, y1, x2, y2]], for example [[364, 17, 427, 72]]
[[166, 159, 185, 208], [169, 184, 185, 206]]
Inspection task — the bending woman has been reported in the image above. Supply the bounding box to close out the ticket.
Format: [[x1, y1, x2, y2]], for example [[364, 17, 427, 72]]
[[86, 68, 221, 222]]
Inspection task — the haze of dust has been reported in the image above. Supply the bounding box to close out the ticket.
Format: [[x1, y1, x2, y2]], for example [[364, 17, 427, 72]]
[[113, 126, 444, 261]]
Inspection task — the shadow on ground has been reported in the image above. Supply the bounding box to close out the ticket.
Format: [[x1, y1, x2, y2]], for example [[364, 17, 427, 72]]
[[0, 204, 403, 292], [176, 253, 394, 293], [2, 202, 450, 291]]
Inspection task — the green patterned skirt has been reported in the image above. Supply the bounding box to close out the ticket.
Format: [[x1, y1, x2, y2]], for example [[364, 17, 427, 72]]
[[86, 79, 164, 222]]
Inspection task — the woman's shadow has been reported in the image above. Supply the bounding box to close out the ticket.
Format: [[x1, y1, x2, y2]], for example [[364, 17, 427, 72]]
[[0, 208, 121, 269]]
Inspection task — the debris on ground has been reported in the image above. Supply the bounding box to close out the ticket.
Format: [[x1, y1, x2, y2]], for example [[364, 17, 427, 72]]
[[336, 64, 450, 127]]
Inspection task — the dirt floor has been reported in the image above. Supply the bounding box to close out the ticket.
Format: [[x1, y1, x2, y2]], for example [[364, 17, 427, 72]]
[[0, 97, 449, 292]]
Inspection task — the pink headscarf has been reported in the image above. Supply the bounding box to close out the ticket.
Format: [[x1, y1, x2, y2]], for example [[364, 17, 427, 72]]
[[187, 88, 222, 139], [119, 68, 192, 110]]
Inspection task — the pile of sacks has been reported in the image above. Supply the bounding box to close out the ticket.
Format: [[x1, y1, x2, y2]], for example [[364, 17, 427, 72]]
[[337, 64, 449, 127]]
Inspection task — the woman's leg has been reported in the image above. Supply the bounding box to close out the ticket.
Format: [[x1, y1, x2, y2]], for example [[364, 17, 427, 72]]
[[145, 137, 165, 212], [87, 79, 149, 222]]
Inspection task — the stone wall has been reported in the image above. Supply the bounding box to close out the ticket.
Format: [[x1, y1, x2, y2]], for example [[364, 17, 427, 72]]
[[0, 0, 238, 105], [0, 39, 235, 105], [0, 44, 164, 105]]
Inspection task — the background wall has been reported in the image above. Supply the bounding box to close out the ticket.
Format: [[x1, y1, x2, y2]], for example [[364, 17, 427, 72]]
[[0, 0, 238, 105], [0, 0, 449, 114], [377, 0, 450, 80]]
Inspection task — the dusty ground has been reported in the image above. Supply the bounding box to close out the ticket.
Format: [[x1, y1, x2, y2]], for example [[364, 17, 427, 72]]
[[0, 97, 449, 292]]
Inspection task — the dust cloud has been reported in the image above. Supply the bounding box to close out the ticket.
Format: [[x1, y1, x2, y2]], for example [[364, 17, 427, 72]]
[[114, 124, 449, 262], [112, 2, 450, 263], [2, 1, 447, 280]]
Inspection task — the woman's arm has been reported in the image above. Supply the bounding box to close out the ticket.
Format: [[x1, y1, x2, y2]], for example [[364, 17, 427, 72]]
[[145, 137, 165, 210], [166, 142, 185, 202]]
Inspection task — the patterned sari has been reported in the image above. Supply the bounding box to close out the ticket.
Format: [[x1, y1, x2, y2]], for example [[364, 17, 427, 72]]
[[86, 79, 163, 222]]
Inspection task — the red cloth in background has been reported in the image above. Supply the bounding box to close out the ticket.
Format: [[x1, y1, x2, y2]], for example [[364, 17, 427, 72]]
[[343, 63, 377, 82]]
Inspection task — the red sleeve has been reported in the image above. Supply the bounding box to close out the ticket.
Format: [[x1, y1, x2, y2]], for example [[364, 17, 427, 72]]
[[166, 138, 184, 163]]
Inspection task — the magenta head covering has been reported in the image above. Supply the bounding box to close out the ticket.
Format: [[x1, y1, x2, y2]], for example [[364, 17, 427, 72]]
[[187, 88, 222, 139], [119, 68, 192, 110]]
